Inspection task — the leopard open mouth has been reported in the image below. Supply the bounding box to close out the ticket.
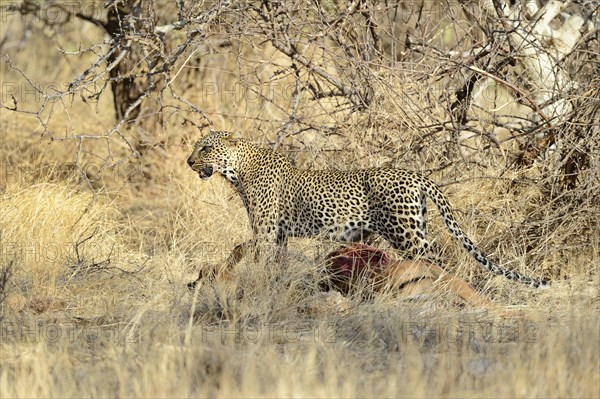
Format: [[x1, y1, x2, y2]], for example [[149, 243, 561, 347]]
[[199, 166, 214, 180]]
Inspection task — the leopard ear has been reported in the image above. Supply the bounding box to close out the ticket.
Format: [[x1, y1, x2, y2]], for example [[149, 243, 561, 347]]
[[228, 131, 242, 142]]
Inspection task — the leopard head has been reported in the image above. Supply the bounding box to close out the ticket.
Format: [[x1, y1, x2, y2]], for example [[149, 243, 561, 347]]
[[187, 131, 242, 181]]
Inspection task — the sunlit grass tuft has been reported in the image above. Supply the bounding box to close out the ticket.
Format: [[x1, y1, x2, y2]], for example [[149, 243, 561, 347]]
[[0, 179, 119, 297]]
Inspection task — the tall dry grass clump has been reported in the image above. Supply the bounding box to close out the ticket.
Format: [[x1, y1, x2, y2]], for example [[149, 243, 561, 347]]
[[0, 179, 119, 297]]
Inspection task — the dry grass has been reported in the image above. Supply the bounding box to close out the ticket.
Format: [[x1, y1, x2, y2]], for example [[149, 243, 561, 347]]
[[1, 9, 599, 398], [1, 124, 597, 397]]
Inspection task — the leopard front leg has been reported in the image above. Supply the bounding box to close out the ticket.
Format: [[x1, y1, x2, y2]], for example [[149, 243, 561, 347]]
[[249, 207, 286, 264], [188, 204, 285, 289]]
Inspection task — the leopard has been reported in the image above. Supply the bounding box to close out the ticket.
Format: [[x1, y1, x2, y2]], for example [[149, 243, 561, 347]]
[[187, 130, 549, 289]]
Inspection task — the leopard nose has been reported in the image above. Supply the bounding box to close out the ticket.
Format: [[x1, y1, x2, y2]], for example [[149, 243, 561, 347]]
[[187, 157, 194, 167]]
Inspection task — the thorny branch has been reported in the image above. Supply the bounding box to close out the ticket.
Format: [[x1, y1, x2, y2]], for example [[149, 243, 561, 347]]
[[0, 0, 597, 198]]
